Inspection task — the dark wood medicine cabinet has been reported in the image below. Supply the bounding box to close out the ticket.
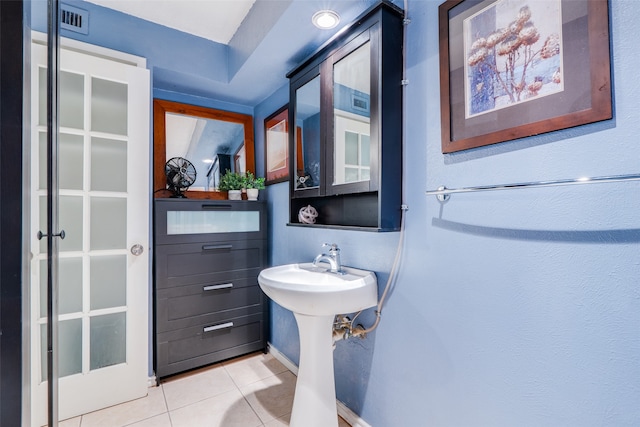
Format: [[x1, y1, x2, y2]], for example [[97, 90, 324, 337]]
[[287, 1, 404, 231]]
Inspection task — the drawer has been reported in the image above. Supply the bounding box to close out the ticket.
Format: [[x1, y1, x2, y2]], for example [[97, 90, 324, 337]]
[[154, 199, 267, 245], [156, 313, 265, 378], [155, 239, 266, 289], [156, 278, 264, 333]]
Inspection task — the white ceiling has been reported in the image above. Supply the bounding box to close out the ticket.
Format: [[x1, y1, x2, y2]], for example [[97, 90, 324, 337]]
[[85, 0, 256, 44]]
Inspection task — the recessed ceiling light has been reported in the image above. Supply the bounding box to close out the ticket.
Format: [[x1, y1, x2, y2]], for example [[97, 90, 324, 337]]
[[312, 10, 340, 29]]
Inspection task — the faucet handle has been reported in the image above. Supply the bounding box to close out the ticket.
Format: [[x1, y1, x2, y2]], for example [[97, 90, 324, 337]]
[[322, 242, 339, 251]]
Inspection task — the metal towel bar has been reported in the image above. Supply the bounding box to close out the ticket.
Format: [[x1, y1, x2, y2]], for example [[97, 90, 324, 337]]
[[426, 173, 640, 201]]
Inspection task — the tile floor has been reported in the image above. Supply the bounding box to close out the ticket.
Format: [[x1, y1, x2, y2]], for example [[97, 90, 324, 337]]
[[57, 352, 351, 427]]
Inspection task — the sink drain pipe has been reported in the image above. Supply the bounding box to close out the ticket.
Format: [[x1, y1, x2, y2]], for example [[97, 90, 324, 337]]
[[332, 203, 407, 342]]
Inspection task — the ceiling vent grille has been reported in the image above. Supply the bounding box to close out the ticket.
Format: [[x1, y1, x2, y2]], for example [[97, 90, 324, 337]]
[[60, 4, 89, 35]]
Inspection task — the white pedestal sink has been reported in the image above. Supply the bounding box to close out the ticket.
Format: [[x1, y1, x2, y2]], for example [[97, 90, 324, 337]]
[[258, 263, 377, 427]]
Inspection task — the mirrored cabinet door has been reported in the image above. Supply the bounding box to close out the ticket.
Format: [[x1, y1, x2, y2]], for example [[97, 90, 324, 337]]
[[333, 41, 371, 187], [293, 73, 321, 193]]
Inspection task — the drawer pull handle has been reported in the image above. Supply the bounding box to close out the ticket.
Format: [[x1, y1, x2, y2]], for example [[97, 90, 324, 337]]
[[203, 283, 233, 291], [203, 322, 234, 333], [202, 204, 232, 210], [202, 244, 233, 251]]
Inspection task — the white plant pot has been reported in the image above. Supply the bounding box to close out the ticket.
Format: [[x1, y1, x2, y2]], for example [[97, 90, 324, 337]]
[[228, 190, 242, 200], [246, 188, 259, 200]]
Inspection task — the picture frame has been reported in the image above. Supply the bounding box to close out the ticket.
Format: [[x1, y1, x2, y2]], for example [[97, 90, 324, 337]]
[[439, 0, 612, 153], [264, 105, 289, 184]]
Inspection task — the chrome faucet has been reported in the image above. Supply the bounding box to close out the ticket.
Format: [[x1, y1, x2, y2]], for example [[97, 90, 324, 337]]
[[313, 243, 343, 274]]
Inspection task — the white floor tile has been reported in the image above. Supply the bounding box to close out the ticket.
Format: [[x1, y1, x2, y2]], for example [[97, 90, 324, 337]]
[[161, 364, 236, 411], [239, 371, 297, 424], [58, 416, 81, 427], [79, 386, 167, 427], [263, 413, 291, 427], [261, 412, 351, 427], [126, 413, 172, 427], [224, 352, 289, 387], [169, 388, 262, 427]]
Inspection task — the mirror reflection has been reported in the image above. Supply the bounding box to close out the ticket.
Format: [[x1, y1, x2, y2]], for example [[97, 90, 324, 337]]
[[294, 75, 321, 190], [333, 42, 371, 185], [153, 99, 254, 199], [165, 113, 246, 190]]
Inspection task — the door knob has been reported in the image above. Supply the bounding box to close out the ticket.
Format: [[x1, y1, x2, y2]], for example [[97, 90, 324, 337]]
[[130, 244, 144, 256]]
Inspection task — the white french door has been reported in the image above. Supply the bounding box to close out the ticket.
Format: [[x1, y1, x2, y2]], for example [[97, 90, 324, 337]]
[[30, 39, 150, 425]]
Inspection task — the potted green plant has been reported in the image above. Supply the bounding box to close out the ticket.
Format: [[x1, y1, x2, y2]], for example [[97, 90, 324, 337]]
[[242, 172, 266, 200], [218, 170, 244, 200]]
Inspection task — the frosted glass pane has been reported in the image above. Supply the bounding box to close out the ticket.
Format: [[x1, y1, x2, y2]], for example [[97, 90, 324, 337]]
[[38, 131, 47, 190], [60, 196, 84, 252], [167, 211, 260, 235], [38, 197, 46, 254], [61, 71, 86, 129], [361, 136, 370, 166], [39, 325, 45, 382], [90, 313, 126, 370], [38, 67, 84, 129], [39, 195, 83, 253], [91, 78, 127, 135], [90, 197, 126, 250], [344, 131, 358, 164], [91, 137, 127, 192], [90, 255, 126, 310], [361, 168, 370, 181], [345, 168, 359, 182], [39, 132, 84, 190], [60, 133, 85, 190], [38, 68, 85, 129], [39, 258, 83, 318], [38, 67, 46, 127], [40, 319, 82, 381]]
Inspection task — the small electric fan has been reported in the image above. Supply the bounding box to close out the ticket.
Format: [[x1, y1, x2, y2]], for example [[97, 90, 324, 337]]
[[165, 157, 197, 198]]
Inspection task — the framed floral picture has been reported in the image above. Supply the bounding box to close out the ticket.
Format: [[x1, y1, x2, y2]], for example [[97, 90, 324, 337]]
[[439, 0, 612, 153]]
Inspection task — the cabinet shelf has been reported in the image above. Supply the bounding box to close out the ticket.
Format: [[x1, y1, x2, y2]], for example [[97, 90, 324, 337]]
[[289, 191, 400, 232]]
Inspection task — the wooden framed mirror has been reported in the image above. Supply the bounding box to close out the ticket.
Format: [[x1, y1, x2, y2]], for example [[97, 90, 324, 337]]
[[153, 99, 255, 199]]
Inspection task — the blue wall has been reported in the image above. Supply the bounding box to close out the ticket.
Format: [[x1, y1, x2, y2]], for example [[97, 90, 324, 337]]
[[256, 1, 640, 425]]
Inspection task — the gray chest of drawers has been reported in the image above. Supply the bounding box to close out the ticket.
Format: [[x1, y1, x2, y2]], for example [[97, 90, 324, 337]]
[[154, 199, 268, 378]]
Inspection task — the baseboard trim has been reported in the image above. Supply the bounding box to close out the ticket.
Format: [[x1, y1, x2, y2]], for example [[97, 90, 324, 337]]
[[147, 375, 157, 388], [267, 343, 372, 427], [336, 400, 373, 427], [267, 343, 298, 375]]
